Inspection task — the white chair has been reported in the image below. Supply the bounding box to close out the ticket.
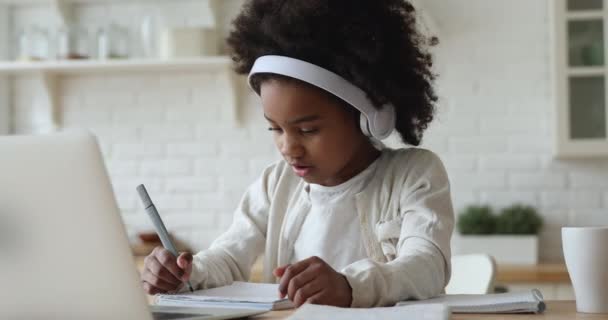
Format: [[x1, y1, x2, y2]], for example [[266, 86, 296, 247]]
[[445, 254, 497, 294]]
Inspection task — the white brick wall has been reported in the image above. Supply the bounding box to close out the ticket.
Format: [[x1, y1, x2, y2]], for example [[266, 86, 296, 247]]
[[0, 5, 8, 134], [0, 77, 8, 134], [6, 1, 277, 252], [6, 0, 608, 262], [421, 0, 608, 262], [60, 71, 276, 251], [62, 71, 274, 250]]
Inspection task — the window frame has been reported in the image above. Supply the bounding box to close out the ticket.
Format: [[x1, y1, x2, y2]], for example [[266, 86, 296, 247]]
[[554, 0, 608, 158]]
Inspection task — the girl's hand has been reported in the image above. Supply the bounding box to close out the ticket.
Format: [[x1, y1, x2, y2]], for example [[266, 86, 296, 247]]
[[141, 246, 193, 294], [273, 256, 352, 308]]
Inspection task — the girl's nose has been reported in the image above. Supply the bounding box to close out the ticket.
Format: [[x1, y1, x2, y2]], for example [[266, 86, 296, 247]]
[[279, 134, 304, 159]]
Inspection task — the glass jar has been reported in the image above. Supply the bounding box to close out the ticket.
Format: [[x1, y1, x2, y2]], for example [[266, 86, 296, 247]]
[[57, 24, 90, 60], [16, 26, 50, 61], [97, 23, 129, 59], [140, 15, 159, 58]]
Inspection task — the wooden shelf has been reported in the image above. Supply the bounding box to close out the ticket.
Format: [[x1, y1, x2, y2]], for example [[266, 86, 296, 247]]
[[0, 56, 232, 75], [0, 56, 241, 132]]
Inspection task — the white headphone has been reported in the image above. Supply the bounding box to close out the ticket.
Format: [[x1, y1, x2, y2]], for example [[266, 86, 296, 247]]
[[247, 55, 396, 140]]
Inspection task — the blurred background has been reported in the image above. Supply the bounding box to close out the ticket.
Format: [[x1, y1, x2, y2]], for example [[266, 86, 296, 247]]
[[0, 0, 607, 300]]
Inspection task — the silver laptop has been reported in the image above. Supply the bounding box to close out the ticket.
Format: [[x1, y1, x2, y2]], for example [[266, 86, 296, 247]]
[[0, 130, 266, 320]]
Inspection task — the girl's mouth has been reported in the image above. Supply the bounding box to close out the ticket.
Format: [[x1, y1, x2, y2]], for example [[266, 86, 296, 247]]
[[292, 165, 312, 177]]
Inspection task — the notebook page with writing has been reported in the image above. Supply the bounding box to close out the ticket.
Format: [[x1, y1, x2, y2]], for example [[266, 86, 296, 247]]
[[288, 304, 450, 320], [397, 289, 545, 314], [155, 282, 295, 310]]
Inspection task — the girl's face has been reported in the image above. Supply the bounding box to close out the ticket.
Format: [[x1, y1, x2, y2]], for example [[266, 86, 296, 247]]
[[260, 79, 379, 186]]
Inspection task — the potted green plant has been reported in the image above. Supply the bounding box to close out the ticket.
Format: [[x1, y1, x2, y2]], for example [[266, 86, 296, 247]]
[[457, 205, 496, 235], [452, 204, 543, 265]]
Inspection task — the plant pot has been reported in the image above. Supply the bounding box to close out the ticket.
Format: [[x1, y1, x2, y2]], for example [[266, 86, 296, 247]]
[[451, 234, 539, 265]]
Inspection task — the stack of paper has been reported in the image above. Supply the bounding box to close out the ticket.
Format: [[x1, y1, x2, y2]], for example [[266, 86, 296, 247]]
[[288, 304, 450, 320], [155, 281, 295, 310], [397, 289, 545, 314]]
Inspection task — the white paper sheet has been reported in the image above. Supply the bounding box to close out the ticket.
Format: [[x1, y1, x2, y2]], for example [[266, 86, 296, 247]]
[[155, 282, 295, 310], [397, 289, 545, 313], [287, 304, 450, 320]]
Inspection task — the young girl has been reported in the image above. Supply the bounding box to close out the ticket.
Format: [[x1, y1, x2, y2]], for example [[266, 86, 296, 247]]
[[141, 0, 454, 308]]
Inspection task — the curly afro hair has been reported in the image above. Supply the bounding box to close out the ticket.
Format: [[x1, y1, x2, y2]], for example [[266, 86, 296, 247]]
[[226, 0, 438, 146]]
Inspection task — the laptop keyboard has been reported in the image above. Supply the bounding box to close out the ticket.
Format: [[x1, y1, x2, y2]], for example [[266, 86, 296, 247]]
[[152, 312, 211, 320]]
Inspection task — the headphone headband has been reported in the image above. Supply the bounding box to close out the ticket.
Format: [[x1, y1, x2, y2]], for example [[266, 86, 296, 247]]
[[247, 55, 395, 140]]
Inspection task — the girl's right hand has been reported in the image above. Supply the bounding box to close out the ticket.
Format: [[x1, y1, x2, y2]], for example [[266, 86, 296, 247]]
[[141, 246, 193, 294]]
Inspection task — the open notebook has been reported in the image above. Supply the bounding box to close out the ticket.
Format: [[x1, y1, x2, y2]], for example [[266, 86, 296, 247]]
[[155, 282, 295, 311], [397, 289, 546, 314]]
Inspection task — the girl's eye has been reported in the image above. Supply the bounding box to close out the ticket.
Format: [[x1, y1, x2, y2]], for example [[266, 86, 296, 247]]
[[300, 128, 318, 134], [268, 127, 283, 133]]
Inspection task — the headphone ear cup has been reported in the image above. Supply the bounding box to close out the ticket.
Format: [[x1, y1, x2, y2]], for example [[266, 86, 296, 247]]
[[370, 105, 396, 139], [359, 113, 372, 137]]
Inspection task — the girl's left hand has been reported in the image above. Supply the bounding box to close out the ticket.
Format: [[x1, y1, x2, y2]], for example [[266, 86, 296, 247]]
[[273, 256, 352, 308]]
